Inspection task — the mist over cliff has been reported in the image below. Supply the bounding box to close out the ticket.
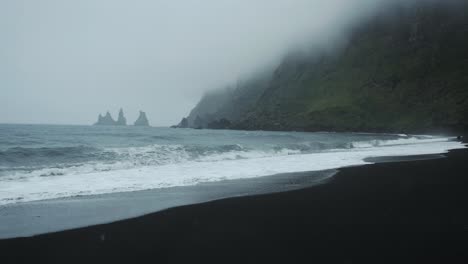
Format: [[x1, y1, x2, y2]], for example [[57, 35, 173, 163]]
[[180, 0, 468, 133]]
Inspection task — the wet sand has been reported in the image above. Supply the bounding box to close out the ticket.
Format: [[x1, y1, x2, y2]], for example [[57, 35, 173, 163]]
[[1, 149, 468, 263]]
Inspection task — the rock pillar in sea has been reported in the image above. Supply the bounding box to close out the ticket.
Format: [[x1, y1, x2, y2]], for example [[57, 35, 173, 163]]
[[94, 111, 117, 126], [116, 108, 127, 126], [134, 111, 150, 126]]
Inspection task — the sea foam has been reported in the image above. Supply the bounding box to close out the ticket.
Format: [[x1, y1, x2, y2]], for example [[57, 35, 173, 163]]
[[0, 136, 464, 205]]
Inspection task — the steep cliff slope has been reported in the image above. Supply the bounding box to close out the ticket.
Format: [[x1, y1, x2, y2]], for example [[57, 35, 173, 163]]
[[179, 73, 271, 129], [182, 1, 468, 133]]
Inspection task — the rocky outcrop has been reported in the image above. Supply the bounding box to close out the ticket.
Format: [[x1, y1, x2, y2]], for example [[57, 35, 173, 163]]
[[116, 108, 127, 126], [172, 117, 189, 128], [183, 74, 271, 129], [94, 111, 117, 126], [207, 118, 232, 129], [134, 111, 150, 126]]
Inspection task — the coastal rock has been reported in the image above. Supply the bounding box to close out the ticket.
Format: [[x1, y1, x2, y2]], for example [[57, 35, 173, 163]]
[[94, 111, 117, 126], [172, 117, 189, 128], [116, 108, 127, 126], [207, 118, 231, 129], [193, 115, 205, 129], [134, 111, 150, 126]]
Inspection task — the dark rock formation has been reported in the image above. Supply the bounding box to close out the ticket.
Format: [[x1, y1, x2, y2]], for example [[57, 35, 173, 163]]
[[94, 111, 117, 126], [116, 108, 127, 126], [134, 111, 150, 126]]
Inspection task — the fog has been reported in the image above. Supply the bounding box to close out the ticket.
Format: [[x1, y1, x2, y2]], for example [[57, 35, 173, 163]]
[[0, 0, 392, 126]]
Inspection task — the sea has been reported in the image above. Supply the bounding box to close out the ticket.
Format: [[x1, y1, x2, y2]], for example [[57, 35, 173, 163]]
[[0, 124, 465, 207]]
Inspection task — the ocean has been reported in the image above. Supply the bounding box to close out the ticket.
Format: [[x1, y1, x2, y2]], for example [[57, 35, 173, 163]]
[[0, 124, 465, 206]]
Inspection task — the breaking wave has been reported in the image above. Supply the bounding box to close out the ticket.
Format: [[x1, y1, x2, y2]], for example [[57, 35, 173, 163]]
[[349, 136, 452, 149], [0, 128, 465, 206]]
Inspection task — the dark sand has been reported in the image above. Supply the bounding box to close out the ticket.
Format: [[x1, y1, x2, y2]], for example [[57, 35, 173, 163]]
[[0, 169, 335, 239], [1, 149, 468, 263]]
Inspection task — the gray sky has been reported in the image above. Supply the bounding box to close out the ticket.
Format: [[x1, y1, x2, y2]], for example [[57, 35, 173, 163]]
[[0, 0, 385, 126]]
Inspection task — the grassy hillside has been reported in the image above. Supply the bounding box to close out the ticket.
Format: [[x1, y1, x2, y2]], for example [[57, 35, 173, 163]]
[[183, 1, 468, 133]]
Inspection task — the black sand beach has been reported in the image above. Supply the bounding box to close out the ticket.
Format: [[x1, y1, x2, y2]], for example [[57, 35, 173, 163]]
[[2, 148, 468, 263]]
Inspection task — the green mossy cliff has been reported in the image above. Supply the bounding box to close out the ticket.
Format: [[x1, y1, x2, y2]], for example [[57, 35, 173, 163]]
[[181, 1, 468, 133]]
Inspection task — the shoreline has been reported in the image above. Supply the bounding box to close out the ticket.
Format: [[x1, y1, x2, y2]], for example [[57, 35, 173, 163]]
[[1, 148, 468, 263], [175, 125, 468, 138], [0, 169, 336, 239], [0, 152, 454, 239]]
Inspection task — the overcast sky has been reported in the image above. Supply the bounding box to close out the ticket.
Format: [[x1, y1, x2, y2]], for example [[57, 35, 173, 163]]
[[0, 0, 386, 126]]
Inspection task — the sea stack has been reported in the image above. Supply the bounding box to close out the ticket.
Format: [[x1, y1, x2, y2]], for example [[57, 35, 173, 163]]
[[134, 111, 150, 126], [116, 108, 127, 126], [94, 111, 117, 126]]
